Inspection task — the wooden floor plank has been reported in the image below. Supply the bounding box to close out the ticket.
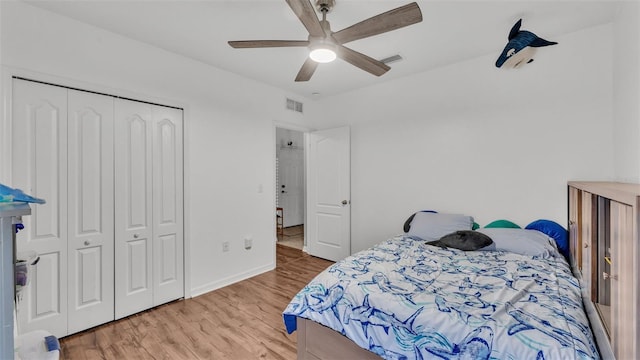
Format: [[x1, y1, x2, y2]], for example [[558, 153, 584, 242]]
[[60, 245, 332, 359]]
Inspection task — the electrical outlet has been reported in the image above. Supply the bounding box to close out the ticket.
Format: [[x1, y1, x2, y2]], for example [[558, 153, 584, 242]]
[[222, 241, 230, 252], [244, 237, 252, 250]]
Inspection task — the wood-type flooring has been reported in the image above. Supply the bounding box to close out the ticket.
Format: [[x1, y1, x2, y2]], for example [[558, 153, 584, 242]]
[[59, 245, 333, 359]]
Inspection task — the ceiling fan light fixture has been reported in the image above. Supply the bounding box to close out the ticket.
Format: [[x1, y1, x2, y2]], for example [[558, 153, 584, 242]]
[[309, 46, 336, 63]]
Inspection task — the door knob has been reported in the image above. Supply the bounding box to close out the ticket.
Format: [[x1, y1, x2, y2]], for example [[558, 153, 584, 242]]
[[341, 200, 349, 205], [84, 240, 91, 246], [133, 233, 139, 239]]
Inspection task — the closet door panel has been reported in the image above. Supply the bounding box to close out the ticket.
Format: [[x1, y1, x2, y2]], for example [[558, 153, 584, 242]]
[[115, 99, 153, 319], [610, 201, 635, 358], [67, 90, 114, 334], [151, 106, 184, 305], [581, 191, 594, 298], [12, 80, 68, 337]]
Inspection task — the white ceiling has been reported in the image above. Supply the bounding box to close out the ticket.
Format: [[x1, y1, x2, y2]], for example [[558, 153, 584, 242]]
[[25, 0, 617, 99]]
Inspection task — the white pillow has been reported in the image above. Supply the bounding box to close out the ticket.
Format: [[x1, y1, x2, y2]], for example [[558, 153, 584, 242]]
[[407, 212, 474, 241], [476, 228, 558, 257]]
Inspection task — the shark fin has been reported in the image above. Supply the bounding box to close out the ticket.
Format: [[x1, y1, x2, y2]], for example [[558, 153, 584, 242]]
[[508, 19, 522, 40], [530, 38, 558, 47], [508, 323, 534, 335], [404, 307, 424, 329]]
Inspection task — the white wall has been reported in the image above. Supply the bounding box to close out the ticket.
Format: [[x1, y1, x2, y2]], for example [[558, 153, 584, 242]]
[[0, 1, 317, 296], [2, 1, 634, 293], [613, 1, 640, 183], [314, 24, 615, 253]]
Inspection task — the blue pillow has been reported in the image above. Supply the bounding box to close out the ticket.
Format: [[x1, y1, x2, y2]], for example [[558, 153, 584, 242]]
[[525, 219, 569, 260]]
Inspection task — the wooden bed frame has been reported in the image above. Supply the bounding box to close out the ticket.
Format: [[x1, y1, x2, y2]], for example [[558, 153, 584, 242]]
[[296, 317, 380, 360], [295, 182, 640, 359]]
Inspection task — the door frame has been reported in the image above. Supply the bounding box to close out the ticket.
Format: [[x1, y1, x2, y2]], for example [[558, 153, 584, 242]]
[[0, 67, 192, 299], [274, 121, 313, 252]]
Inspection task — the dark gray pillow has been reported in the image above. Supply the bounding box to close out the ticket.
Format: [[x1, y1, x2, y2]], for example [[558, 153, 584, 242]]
[[427, 230, 494, 251]]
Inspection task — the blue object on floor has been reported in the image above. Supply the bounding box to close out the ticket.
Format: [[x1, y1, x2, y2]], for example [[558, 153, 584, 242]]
[[44, 335, 60, 352]]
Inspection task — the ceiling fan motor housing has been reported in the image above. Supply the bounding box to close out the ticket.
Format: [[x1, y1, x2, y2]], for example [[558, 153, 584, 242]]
[[315, 0, 335, 14]]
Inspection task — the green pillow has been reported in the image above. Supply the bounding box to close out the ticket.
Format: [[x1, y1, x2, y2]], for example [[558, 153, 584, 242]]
[[484, 219, 521, 229], [472, 222, 480, 230]]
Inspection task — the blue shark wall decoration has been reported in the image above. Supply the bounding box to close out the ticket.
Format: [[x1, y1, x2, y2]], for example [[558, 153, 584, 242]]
[[496, 19, 557, 69]]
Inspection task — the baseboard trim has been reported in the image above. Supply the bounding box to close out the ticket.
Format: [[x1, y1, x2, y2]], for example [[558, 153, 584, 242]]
[[190, 262, 275, 298]]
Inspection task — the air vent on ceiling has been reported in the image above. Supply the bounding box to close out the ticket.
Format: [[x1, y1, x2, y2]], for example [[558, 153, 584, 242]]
[[286, 98, 303, 113], [380, 54, 404, 65]]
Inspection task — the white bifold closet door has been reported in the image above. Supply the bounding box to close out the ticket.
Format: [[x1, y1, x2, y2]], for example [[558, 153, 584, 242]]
[[114, 99, 184, 319], [12, 80, 69, 337], [12, 79, 184, 336], [12, 81, 115, 336], [66, 90, 115, 334]]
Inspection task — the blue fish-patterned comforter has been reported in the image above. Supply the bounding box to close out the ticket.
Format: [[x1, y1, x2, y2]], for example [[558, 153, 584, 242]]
[[283, 235, 599, 360]]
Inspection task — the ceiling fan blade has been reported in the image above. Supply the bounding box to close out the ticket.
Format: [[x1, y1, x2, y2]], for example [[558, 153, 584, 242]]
[[295, 58, 319, 82], [228, 40, 309, 48], [335, 45, 390, 77], [286, 0, 325, 38], [332, 2, 422, 44]]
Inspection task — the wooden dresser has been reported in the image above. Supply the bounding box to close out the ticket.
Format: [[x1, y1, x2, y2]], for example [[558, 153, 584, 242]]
[[568, 181, 640, 359]]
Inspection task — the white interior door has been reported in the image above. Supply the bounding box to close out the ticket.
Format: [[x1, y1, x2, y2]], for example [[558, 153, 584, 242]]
[[67, 90, 115, 334], [151, 105, 184, 306], [12, 80, 69, 337], [279, 149, 304, 227], [306, 127, 350, 262], [114, 99, 154, 319]]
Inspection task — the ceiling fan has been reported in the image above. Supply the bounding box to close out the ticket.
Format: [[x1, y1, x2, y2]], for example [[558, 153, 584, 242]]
[[228, 0, 423, 82]]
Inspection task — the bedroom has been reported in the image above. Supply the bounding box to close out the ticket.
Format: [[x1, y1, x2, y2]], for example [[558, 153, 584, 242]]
[[0, 0, 638, 358]]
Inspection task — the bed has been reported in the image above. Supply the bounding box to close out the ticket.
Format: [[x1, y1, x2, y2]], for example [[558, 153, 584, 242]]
[[282, 212, 600, 359]]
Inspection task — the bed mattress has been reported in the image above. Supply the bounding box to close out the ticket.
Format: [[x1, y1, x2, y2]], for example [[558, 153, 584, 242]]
[[283, 235, 598, 359]]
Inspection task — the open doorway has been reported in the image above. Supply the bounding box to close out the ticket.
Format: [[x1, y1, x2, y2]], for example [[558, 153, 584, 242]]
[[276, 127, 305, 250]]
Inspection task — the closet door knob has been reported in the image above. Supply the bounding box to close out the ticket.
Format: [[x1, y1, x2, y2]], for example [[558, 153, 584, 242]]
[[133, 233, 140, 239], [84, 240, 91, 246]]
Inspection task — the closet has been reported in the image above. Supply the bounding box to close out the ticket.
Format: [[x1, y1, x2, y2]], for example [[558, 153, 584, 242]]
[[11, 78, 184, 337]]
